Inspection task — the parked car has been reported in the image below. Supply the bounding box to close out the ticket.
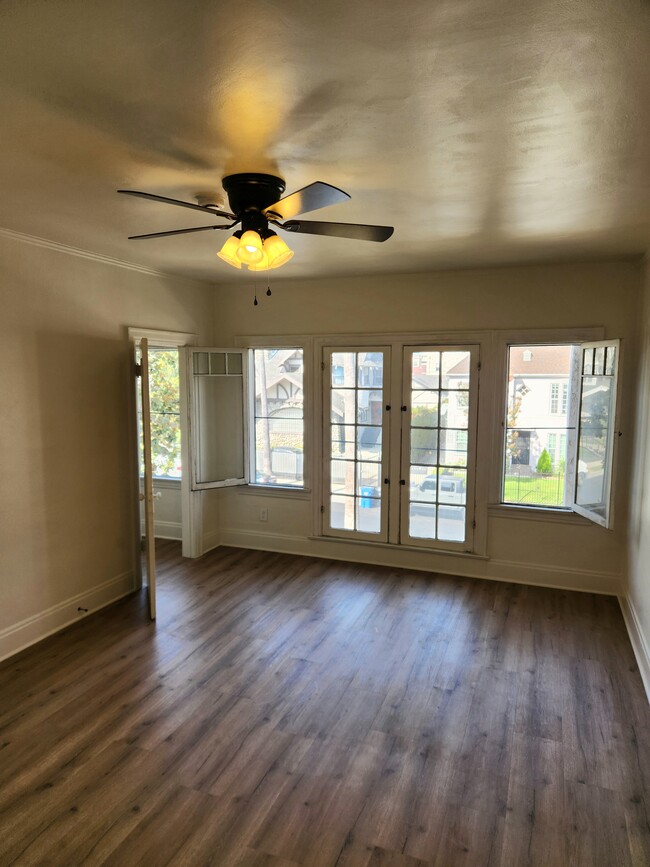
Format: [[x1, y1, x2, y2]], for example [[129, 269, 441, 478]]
[[419, 474, 465, 504]]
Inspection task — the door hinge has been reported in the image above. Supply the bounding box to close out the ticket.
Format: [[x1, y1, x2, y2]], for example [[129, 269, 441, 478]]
[[472, 519, 476, 529], [135, 362, 142, 377], [321, 361, 325, 372], [320, 505, 325, 513], [477, 361, 482, 371]]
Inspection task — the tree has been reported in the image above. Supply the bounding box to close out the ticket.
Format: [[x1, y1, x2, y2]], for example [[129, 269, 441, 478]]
[[146, 349, 181, 477], [536, 448, 552, 475]]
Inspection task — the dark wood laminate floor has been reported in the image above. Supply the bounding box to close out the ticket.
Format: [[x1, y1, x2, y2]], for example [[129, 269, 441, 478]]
[[0, 542, 649, 866]]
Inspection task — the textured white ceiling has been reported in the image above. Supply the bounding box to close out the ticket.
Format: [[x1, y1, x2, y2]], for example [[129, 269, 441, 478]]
[[0, 0, 648, 282]]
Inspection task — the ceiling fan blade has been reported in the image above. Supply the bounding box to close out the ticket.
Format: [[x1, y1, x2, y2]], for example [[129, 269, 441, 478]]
[[264, 182, 350, 220], [118, 189, 234, 220], [280, 220, 394, 242], [128, 224, 235, 240]]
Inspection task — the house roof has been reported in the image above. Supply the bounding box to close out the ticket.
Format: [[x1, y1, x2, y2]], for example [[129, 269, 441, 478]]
[[446, 345, 572, 377]]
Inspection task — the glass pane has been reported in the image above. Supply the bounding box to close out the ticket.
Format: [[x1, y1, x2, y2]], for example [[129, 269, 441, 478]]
[[357, 425, 382, 459], [411, 429, 438, 465], [150, 412, 181, 478], [193, 351, 209, 375], [149, 350, 180, 414], [575, 376, 614, 515], [357, 352, 383, 388], [410, 393, 439, 427], [438, 471, 467, 505], [437, 506, 466, 542], [605, 346, 616, 376], [411, 465, 435, 494], [441, 352, 470, 389], [331, 352, 356, 387], [439, 430, 467, 467], [356, 500, 381, 533], [593, 347, 605, 376], [331, 495, 355, 530], [583, 348, 593, 375], [330, 459, 355, 495], [411, 351, 440, 389], [503, 345, 576, 508], [195, 376, 244, 483], [227, 353, 243, 375], [254, 418, 303, 485], [409, 503, 437, 539], [357, 462, 381, 495], [440, 391, 469, 428], [210, 352, 226, 375], [331, 389, 356, 425], [331, 424, 355, 459], [357, 390, 381, 424]]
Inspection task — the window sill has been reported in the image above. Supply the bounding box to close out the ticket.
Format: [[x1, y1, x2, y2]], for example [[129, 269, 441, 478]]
[[308, 535, 489, 560], [238, 484, 312, 500], [488, 504, 590, 525]]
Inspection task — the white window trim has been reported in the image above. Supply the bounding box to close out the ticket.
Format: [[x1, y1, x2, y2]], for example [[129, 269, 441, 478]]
[[237, 336, 313, 494], [490, 326, 604, 513]]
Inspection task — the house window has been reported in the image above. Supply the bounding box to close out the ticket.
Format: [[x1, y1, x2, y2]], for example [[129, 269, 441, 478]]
[[252, 348, 304, 487], [323, 344, 478, 550], [550, 382, 568, 414], [138, 348, 182, 479], [503, 345, 576, 508], [502, 340, 620, 525]]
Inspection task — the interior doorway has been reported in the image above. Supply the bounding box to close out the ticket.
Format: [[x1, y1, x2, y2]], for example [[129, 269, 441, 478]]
[[128, 328, 197, 591]]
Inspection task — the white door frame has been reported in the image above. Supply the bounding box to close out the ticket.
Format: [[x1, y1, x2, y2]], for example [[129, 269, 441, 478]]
[[127, 328, 200, 561]]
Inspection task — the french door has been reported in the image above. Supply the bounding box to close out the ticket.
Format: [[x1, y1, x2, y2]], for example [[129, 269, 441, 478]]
[[322, 343, 479, 551]]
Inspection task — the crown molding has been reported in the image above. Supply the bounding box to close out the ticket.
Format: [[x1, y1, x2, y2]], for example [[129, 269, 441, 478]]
[[0, 225, 208, 284]]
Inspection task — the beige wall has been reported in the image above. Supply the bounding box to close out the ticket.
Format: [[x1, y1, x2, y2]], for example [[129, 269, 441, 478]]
[[0, 233, 214, 658], [212, 259, 642, 595], [627, 257, 650, 694]]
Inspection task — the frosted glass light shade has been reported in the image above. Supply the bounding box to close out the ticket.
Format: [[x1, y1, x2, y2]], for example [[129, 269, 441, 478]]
[[248, 249, 270, 271], [217, 235, 242, 269], [264, 233, 294, 269], [237, 231, 264, 265]]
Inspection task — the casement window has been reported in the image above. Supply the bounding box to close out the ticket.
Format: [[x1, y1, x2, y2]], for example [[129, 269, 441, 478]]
[[185, 346, 305, 491], [502, 340, 619, 527], [322, 343, 479, 551]]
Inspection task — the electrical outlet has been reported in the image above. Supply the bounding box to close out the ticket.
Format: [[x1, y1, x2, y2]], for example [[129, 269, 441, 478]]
[[259, 507, 268, 522]]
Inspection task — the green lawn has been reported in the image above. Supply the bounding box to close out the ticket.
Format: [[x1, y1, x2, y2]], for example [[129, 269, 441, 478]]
[[503, 473, 566, 507]]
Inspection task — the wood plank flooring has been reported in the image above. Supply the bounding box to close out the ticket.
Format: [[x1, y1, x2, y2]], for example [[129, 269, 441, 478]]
[[0, 541, 648, 866]]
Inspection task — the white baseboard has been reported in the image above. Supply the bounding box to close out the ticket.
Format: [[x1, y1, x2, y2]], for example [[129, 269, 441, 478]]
[[154, 520, 182, 541], [0, 570, 136, 663], [218, 529, 621, 595], [619, 595, 650, 704], [202, 528, 221, 556]]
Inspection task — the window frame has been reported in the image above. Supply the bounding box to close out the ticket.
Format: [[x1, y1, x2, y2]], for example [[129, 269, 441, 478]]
[[322, 345, 392, 543], [491, 327, 618, 523], [248, 346, 306, 491], [399, 344, 480, 553]]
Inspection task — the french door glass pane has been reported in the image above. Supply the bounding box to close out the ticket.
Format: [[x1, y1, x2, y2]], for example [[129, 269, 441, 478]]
[[327, 350, 386, 536], [407, 349, 472, 543]]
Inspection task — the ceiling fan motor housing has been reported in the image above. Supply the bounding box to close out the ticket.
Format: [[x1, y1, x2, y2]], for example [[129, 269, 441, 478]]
[[222, 174, 286, 235]]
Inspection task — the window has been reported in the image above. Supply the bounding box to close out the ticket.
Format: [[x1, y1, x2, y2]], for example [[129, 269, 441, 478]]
[[137, 348, 182, 479], [323, 343, 479, 551], [550, 382, 568, 414], [252, 349, 304, 488], [325, 349, 389, 540], [502, 340, 620, 526]]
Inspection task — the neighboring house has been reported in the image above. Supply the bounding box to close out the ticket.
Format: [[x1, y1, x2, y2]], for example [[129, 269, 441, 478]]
[[505, 345, 574, 472]]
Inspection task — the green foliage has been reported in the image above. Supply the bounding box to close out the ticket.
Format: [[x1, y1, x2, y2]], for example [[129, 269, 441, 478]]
[[146, 350, 181, 477], [410, 407, 438, 460], [536, 448, 552, 474]]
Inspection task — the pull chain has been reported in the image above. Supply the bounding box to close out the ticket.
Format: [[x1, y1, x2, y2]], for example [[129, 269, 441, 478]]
[[253, 277, 258, 307], [266, 274, 272, 297]]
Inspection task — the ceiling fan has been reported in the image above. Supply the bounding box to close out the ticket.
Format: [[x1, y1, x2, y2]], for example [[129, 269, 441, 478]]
[[117, 173, 394, 271]]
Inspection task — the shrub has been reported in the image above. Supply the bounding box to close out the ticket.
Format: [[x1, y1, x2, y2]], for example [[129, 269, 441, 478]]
[[536, 448, 553, 474]]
